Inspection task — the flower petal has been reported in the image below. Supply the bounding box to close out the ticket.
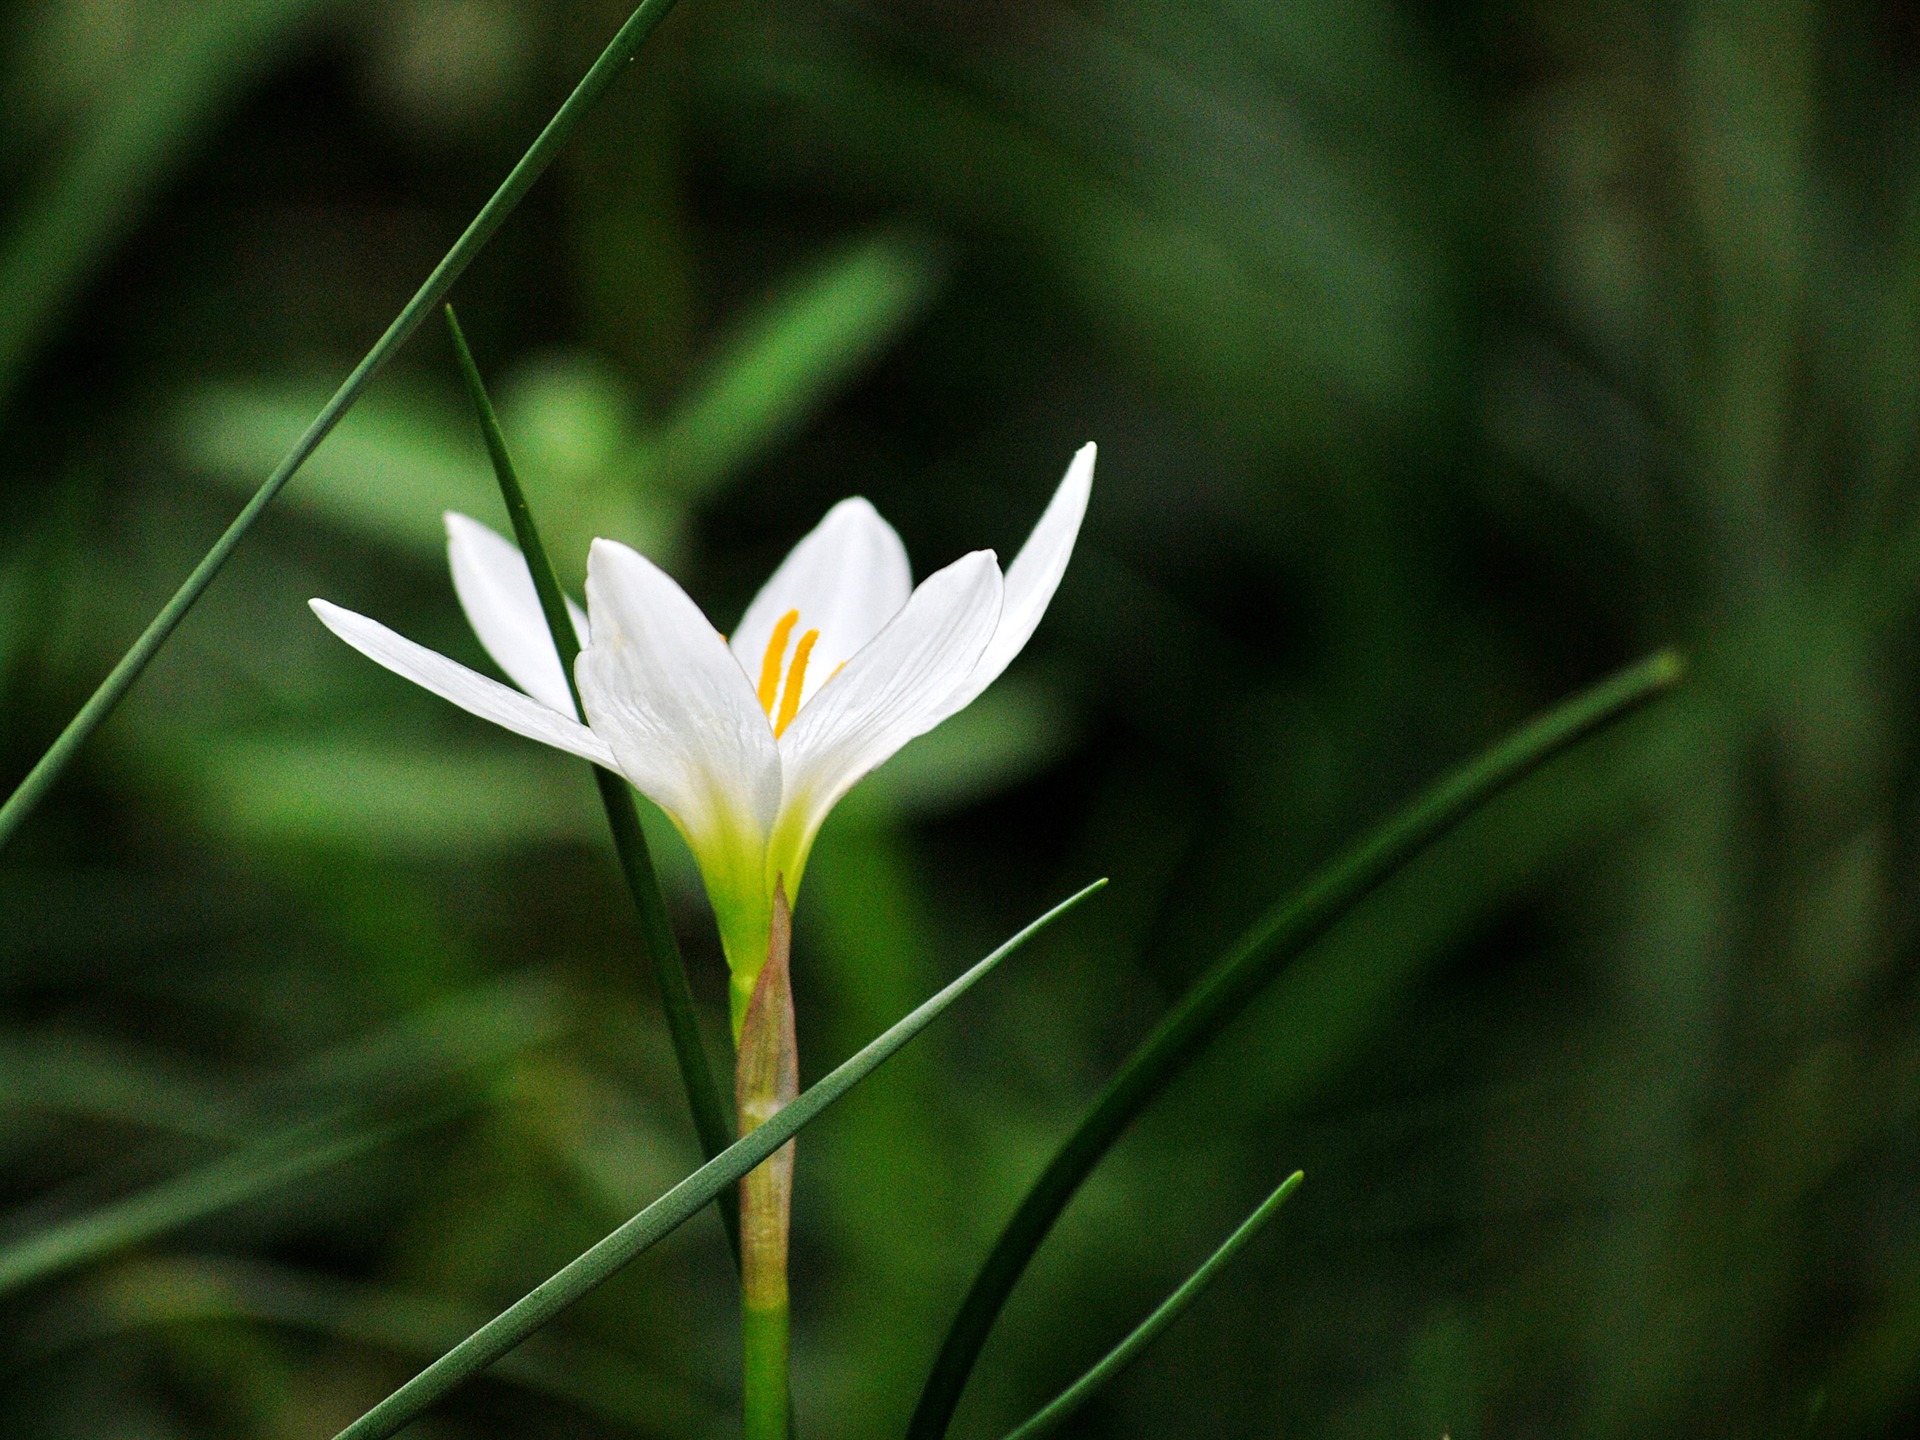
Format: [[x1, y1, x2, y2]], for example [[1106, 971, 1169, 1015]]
[[578, 538, 783, 862], [309, 598, 617, 769], [445, 512, 590, 714], [949, 442, 1094, 710], [728, 497, 912, 704], [771, 549, 1003, 880]]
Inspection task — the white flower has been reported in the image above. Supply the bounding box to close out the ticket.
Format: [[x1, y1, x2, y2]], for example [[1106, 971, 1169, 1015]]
[[311, 444, 1094, 1021]]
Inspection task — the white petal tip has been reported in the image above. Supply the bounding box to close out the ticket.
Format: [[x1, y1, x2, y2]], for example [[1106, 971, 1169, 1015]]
[[822, 495, 884, 522]]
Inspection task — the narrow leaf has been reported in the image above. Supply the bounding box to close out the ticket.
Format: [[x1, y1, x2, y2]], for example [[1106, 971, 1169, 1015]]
[[1000, 1172, 1303, 1440], [0, 0, 688, 854], [444, 306, 740, 1258], [329, 879, 1106, 1440], [906, 650, 1685, 1440]]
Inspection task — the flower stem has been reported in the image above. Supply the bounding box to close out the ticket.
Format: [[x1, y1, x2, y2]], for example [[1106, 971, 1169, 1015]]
[[737, 882, 797, 1440]]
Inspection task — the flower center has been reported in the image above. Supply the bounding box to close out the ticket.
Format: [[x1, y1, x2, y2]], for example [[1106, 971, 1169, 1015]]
[[756, 608, 820, 738]]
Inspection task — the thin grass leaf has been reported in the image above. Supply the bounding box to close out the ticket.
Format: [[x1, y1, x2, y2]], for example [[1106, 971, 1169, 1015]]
[[1001, 1171, 1303, 1440], [0, 0, 690, 854], [329, 878, 1105, 1440], [905, 650, 1685, 1440], [0, 1114, 411, 1299], [444, 304, 740, 1260]]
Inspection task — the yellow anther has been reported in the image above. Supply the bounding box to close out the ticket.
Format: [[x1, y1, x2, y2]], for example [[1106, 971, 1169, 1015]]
[[774, 629, 819, 738], [757, 610, 800, 715]]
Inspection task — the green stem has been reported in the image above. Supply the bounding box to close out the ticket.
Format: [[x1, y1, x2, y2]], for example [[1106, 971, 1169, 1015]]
[[742, 1305, 791, 1440], [328, 881, 1105, 1440], [737, 882, 797, 1440], [443, 307, 739, 1261], [0, 0, 687, 855], [445, 307, 737, 1259]]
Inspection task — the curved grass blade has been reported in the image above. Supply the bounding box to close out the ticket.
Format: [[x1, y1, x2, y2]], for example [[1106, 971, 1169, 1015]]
[[330, 879, 1105, 1440], [445, 305, 740, 1261], [1001, 1171, 1303, 1440], [906, 650, 1685, 1440], [0, 1114, 414, 1299], [0, 0, 689, 855]]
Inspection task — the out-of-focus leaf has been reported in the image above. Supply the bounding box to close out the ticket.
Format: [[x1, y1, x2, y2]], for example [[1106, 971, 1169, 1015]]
[[19, 1254, 727, 1437], [0, 0, 334, 406], [0, 1031, 248, 1141], [650, 226, 948, 496], [0, 1116, 404, 1299], [179, 731, 603, 855], [176, 382, 498, 558]]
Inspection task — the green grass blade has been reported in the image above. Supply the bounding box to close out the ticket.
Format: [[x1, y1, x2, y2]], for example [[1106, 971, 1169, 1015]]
[[905, 650, 1685, 1440], [329, 879, 1106, 1440], [444, 305, 740, 1261], [1000, 1171, 1304, 1440], [0, 0, 689, 855], [0, 1115, 410, 1299]]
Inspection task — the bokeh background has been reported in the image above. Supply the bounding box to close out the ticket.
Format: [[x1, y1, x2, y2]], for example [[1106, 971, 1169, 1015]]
[[3, 0, 1919, 1435]]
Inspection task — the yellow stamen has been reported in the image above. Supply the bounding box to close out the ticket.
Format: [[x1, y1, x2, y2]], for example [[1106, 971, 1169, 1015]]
[[774, 630, 819, 737], [757, 610, 800, 715]]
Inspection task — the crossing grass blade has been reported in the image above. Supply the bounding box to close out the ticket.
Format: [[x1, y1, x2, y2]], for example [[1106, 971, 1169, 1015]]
[[328, 879, 1105, 1440], [445, 305, 740, 1261], [1000, 1171, 1304, 1440], [905, 650, 1685, 1440], [0, 0, 690, 855]]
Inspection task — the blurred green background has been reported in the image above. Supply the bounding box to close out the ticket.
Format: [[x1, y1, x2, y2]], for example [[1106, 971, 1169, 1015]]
[[3, 0, 1919, 1435]]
